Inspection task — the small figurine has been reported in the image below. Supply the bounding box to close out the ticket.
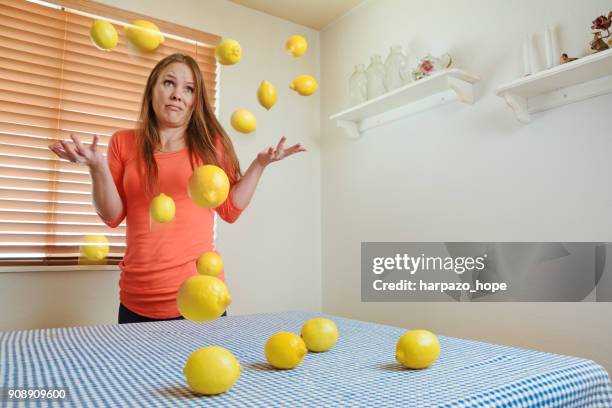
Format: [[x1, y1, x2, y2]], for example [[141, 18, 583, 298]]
[[590, 32, 610, 52], [560, 53, 578, 64]]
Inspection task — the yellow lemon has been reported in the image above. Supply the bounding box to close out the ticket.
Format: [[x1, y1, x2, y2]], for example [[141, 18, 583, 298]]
[[183, 346, 241, 395], [230, 109, 256, 133], [215, 39, 242, 65], [188, 165, 230, 209], [289, 74, 318, 96], [81, 234, 109, 261], [300, 318, 339, 352], [125, 20, 164, 52], [150, 193, 175, 223], [395, 329, 440, 369], [257, 80, 277, 110], [264, 332, 307, 369], [89, 20, 118, 51], [197, 251, 224, 277], [285, 35, 308, 57], [177, 275, 232, 322]]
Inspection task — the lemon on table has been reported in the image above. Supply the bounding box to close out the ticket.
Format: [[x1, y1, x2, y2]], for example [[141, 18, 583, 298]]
[[257, 80, 277, 110], [300, 318, 339, 352], [150, 193, 175, 223], [230, 109, 256, 133], [197, 251, 224, 276], [215, 39, 242, 65], [89, 20, 118, 51], [264, 332, 307, 369], [80, 234, 109, 261], [285, 35, 308, 57], [177, 275, 232, 322], [188, 165, 230, 209], [125, 20, 164, 52], [395, 329, 440, 369], [183, 346, 241, 395], [289, 74, 318, 96]]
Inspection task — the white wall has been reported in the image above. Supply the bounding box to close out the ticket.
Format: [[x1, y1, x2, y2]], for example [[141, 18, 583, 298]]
[[0, 0, 321, 330], [320, 0, 612, 373], [0, 268, 120, 329]]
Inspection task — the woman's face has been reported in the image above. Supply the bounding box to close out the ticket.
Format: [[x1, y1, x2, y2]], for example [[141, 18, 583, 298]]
[[152, 62, 196, 128]]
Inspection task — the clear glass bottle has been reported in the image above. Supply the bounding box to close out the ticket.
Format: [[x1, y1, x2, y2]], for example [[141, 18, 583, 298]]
[[366, 55, 386, 100], [349, 64, 367, 106], [384, 45, 409, 91]]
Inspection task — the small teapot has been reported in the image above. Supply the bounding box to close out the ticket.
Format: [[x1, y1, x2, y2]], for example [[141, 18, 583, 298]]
[[412, 53, 453, 80]]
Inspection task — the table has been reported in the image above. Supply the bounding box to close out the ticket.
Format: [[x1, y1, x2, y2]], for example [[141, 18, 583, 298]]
[[1, 311, 611, 407]]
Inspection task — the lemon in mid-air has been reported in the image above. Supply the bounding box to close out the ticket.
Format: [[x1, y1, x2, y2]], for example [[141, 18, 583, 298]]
[[150, 193, 175, 223], [215, 39, 242, 65], [301, 318, 339, 352], [257, 80, 277, 110], [264, 332, 307, 369], [89, 20, 118, 51], [230, 109, 256, 133], [188, 165, 230, 209], [197, 251, 224, 277], [125, 20, 164, 52], [285, 35, 308, 57], [395, 329, 440, 369], [184, 346, 241, 395], [289, 74, 318, 96], [177, 275, 232, 322], [80, 234, 109, 261]]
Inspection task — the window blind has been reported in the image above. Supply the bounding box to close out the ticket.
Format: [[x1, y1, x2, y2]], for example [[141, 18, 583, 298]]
[[0, 0, 220, 266]]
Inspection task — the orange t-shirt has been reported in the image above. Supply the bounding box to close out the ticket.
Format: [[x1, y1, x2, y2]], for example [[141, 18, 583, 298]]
[[98, 129, 244, 319]]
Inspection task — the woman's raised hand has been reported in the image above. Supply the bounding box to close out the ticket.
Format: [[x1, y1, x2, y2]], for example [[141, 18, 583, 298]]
[[48, 134, 105, 170], [256, 136, 306, 167]]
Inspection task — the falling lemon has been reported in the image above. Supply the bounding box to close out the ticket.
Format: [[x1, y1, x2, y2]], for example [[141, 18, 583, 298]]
[[285, 35, 308, 57], [264, 332, 307, 369], [188, 165, 230, 209], [257, 80, 277, 110], [301, 318, 339, 352], [150, 193, 175, 223], [81, 234, 109, 261], [395, 329, 440, 369], [289, 74, 318, 96], [89, 20, 118, 51], [230, 109, 256, 133], [215, 39, 242, 65], [184, 346, 241, 395], [125, 20, 164, 52], [177, 275, 232, 322], [197, 251, 224, 277]]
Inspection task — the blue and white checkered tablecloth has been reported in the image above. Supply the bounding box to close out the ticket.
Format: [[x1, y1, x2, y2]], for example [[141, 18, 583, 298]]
[[1, 311, 611, 407]]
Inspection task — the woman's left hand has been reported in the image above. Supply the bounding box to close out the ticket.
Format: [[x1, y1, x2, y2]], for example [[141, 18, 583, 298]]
[[256, 136, 306, 167]]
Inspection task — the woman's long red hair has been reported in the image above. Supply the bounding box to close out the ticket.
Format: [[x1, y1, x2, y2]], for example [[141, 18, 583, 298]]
[[136, 53, 241, 197]]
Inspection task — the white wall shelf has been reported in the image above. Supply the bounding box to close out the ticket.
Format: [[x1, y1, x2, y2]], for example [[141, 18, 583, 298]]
[[329, 69, 480, 138], [496, 48, 612, 123]]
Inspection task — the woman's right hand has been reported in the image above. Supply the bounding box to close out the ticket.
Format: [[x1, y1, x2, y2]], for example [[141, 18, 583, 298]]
[[48, 134, 105, 171]]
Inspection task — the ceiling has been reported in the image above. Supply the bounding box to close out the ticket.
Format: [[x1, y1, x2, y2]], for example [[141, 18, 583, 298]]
[[228, 0, 366, 30]]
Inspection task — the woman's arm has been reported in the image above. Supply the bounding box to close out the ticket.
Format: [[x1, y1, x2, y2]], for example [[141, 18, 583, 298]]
[[89, 161, 124, 224], [230, 159, 265, 210]]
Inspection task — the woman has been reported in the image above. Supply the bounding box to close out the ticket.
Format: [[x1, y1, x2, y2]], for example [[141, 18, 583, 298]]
[[48, 53, 305, 324]]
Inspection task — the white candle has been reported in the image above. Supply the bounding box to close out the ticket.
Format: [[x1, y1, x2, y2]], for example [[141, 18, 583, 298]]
[[549, 25, 560, 66], [544, 27, 554, 69], [523, 36, 532, 76], [529, 33, 541, 73]]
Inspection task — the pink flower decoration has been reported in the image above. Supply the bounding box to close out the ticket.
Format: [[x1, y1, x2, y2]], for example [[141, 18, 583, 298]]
[[420, 60, 434, 73], [592, 15, 611, 31]]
